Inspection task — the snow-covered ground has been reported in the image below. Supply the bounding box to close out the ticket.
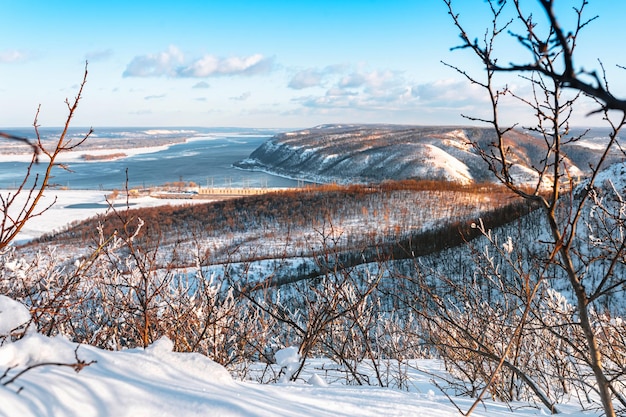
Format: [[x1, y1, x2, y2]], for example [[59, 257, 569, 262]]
[[0, 295, 589, 417], [1, 161, 618, 415], [0, 195, 604, 416], [2, 189, 207, 244]]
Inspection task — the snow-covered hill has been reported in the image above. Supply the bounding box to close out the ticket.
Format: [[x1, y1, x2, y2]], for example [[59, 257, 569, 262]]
[[235, 124, 611, 185]]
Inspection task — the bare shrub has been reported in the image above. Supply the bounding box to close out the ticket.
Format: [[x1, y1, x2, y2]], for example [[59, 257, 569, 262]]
[[423, 1, 626, 415]]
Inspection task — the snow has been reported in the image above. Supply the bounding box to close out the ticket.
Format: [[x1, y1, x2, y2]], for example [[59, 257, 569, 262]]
[[0, 144, 171, 164], [275, 346, 300, 367], [573, 137, 613, 151], [0, 296, 30, 336], [1, 189, 207, 244], [594, 161, 626, 194], [424, 144, 473, 184], [275, 346, 301, 382], [0, 328, 577, 417], [0, 203, 612, 416], [3, 165, 624, 416]]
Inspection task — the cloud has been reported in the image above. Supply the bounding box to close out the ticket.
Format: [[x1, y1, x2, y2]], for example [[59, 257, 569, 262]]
[[288, 65, 347, 90], [288, 69, 324, 89], [123, 46, 273, 78], [411, 79, 487, 107], [295, 73, 485, 115], [326, 88, 359, 97], [0, 49, 28, 63], [144, 94, 166, 100], [290, 68, 413, 112], [192, 81, 210, 89], [123, 46, 184, 77], [283, 63, 506, 126], [340, 70, 403, 92], [296, 87, 373, 110], [230, 92, 251, 101], [339, 72, 368, 89], [85, 49, 113, 62], [180, 54, 273, 77]]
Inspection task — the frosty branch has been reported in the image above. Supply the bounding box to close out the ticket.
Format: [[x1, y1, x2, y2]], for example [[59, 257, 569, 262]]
[[443, 1, 626, 415]]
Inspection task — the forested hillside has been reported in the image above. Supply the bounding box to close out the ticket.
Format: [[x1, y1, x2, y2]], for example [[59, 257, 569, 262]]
[[29, 180, 530, 272]]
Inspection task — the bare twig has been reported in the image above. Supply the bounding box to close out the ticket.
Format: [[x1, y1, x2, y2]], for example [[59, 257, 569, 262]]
[[2, 345, 96, 390], [0, 132, 40, 161]]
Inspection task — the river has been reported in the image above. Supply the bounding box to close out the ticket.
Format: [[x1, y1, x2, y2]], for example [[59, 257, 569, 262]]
[[0, 128, 300, 190]]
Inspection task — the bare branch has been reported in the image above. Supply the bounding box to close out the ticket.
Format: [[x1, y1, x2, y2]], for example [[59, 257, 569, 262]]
[[0, 132, 40, 161], [0, 62, 91, 250]]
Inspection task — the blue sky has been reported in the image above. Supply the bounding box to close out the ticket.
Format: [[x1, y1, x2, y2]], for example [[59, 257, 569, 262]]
[[1, 0, 624, 128]]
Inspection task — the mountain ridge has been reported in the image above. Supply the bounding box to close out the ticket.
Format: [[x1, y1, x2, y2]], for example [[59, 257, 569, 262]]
[[235, 124, 617, 185]]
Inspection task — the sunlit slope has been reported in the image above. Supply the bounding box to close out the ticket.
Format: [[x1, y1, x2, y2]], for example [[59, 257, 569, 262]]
[[235, 124, 606, 185]]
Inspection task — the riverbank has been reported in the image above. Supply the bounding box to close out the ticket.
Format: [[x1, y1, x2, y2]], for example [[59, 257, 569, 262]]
[[1, 189, 213, 244]]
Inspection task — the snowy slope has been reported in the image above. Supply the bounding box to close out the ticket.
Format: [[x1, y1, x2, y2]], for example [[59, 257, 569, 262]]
[[0, 335, 577, 416], [234, 124, 598, 186], [3, 135, 623, 417]]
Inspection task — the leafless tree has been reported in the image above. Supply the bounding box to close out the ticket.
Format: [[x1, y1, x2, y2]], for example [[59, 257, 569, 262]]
[[439, 1, 626, 415]]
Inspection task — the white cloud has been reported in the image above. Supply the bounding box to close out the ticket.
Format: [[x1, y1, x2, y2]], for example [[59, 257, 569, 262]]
[[192, 81, 210, 89], [287, 65, 348, 90], [411, 79, 488, 107], [144, 94, 167, 100], [326, 87, 359, 97], [339, 72, 368, 88], [180, 54, 273, 77], [336, 70, 408, 104], [0, 49, 28, 63], [123, 46, 184, 77], [291, 72, 496, 124], [288, 69, 324, 89], [230, 92, 251, 101], [294, 69, 413, 111], [123, 47, 274, 78]]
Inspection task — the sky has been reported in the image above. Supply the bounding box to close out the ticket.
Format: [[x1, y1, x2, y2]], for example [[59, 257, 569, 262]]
[[1, 0, 625, 129]]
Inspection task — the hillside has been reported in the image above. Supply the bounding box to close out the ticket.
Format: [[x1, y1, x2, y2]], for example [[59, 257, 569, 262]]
[[235, 124, 619, 185], [6, 147, 626, 416], [28, 181, 528, 272]]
